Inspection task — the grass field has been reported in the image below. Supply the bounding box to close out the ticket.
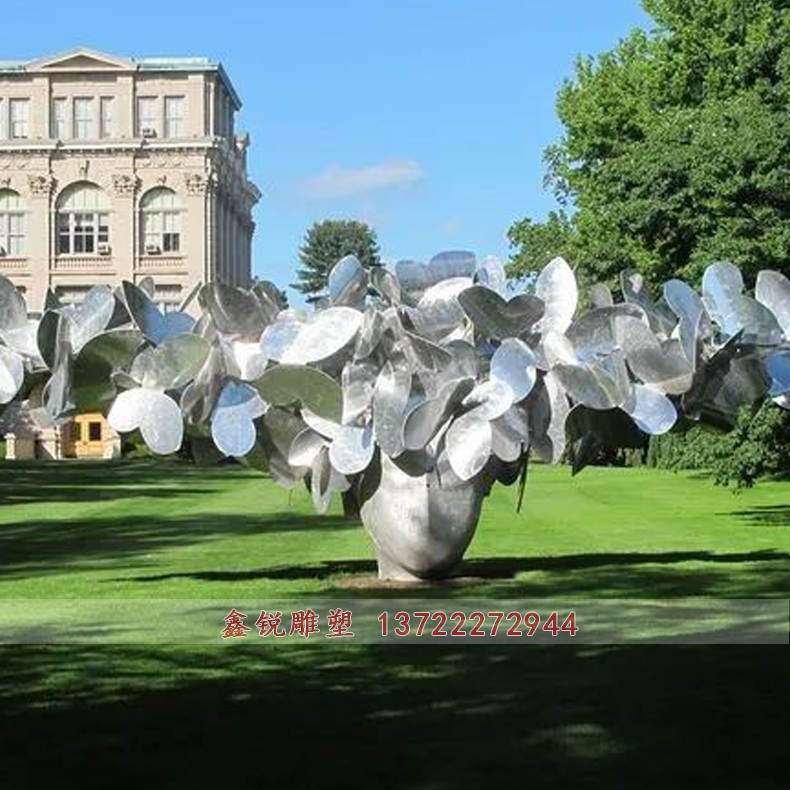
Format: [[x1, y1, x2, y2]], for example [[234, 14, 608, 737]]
[[0, 459, 787, 788]]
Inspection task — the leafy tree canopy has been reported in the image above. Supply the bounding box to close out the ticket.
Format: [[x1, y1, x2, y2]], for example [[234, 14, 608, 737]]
[[292, 219, 380, 296], [509, 0, 790, 290]]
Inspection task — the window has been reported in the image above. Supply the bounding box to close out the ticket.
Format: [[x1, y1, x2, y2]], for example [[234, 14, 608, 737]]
[[73, 98, 95, 140], [0, 190, 25, 257], [88, 421, 102, 441], [154, 284, 182, 313], [100, 97, 114, 138], [137, 96, 157, 136], [164, 96, 184, 138], [52, 97, 67, 139], [9, 99, 28, 139], [56, 183, 110, 255], [141, 188, 181, 253], [54, 286, 90, 304]]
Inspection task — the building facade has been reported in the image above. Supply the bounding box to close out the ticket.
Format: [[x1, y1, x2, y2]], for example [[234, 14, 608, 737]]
[[0, 49, 260, 459], [0, 48, 260, 314]]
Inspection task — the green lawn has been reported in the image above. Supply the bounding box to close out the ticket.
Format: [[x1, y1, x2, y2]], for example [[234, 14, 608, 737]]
[[0, 460, 787, 788]]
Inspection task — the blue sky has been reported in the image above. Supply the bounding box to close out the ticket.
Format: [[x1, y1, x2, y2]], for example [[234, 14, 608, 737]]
[[8, 0, 651, 300]]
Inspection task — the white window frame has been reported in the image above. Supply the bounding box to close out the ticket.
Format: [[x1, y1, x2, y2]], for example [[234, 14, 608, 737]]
[[163, 96, 184, 139], [137, 96, 158, 137], [56, 184, 111, 256], [100, 97, 114, 139], [73, 97, 96, 140], [52, 97, 68, 139], [141, 188, 182, 253], [0, 191, 26, 257], [9, 99, 29, 139]]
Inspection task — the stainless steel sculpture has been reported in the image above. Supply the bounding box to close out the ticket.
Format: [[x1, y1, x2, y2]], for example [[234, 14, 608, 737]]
[[1, 254, 788, 580]]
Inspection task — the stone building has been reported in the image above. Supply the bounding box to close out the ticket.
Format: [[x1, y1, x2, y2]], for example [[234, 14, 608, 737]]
[[0, 47, 260, 314], [0, 48, 261, 458]]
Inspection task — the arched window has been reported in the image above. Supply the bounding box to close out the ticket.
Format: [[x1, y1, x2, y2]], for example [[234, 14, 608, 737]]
[[56, 182, 110, 255], [141, 188, 181, 254], [0, 190, 26, 257]]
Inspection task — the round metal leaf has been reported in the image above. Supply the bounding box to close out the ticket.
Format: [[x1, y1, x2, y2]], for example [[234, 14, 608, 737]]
[[328, 255, 369, 308], [445, 411, 492, 481], [281, 307, 362, 364], [491, 338, 538, 402], [329, 422, 375, 475], [254, 364, 342, 422], [0, 346, 24, 404], [108, 388, 183, 455], [534, 257, 577, 335], [210, 380, 267, 458], [625, 384, 677, 435]]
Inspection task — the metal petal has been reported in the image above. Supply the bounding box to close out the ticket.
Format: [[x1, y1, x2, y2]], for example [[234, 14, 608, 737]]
[[409, 277, 473, 338], [527, 370, 569, 464], [756, 270, 790, 338], [301, 407, 341, 440], [552, 363, 624, 410], [462, 378, 514, 419], [281, 307, 363, 364], [130, 334, 210, 391], [328, 255, 369, 308], [403, 376, 475, 451], [199, 282, 265, 337], [458, 285, 544, 340], [311, 446, 333, 514], [589, 283, 613, 308], [210, 380, 267, 458], [231, 339, 267, 381], [354, 309, 384, 360], [72, 329, 144, 412], [370, 265, 401, 305], [63, 285, 116, 353], [260, 312, 305, 362], [626, 338, 694, 395], [625, 384, 677, 435], [0, 346, 24, 404], [490, 406, 529, 463], [108, 388, 183, 455], [329, 422, 375, 475], [341, 360, 378, 424], [766, 354, 790, 396], [254, 364, 342, 422], [0, 274, 27, 332], [475, 255, 507, 296], [288, 428, 327, 468], [372, 352, 412, 457], [567, 304, 646, 363], [121, 281, 195, 345], [429, 250, 477, 281], [445, 411, 492, 481], [534, 257, 577, 335]]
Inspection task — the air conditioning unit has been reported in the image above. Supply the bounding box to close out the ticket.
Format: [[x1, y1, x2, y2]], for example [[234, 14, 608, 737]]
[[141, 127, 157, 139], [145, 244, 162, 255], [97, 243, 111, 256]]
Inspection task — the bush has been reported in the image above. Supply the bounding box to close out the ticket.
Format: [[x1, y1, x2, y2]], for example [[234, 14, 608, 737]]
[[646, 402, 790, 488]]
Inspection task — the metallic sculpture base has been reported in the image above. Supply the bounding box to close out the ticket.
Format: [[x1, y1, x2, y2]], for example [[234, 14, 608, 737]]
[[359, 454, 494, 581]]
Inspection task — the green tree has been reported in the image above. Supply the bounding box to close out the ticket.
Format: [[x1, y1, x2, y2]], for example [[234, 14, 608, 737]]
[[508, 0, 790, 291], [508, 0, 790, 486], [292, 220, 380, 296]]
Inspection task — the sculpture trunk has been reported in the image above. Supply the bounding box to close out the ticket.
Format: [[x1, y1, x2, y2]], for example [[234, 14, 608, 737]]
[[359, 454, 494, 581]]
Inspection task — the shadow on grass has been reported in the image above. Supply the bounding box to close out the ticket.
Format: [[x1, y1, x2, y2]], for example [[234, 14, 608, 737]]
[[126, 550, 790, 598], [728, 505, 790, 528], [0, 642, 786, 789], [0, 512, 357, 579], [0, 459, 257, 506]]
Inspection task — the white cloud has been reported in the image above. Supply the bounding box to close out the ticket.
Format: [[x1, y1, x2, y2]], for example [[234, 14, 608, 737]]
[[302, 158, 423, 200]]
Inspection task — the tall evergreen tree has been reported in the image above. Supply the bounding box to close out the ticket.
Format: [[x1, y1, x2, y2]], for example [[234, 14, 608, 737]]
[[292, 220, 380, 296]]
